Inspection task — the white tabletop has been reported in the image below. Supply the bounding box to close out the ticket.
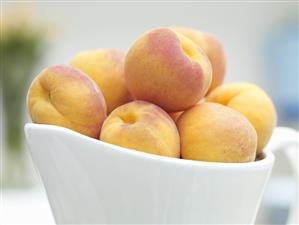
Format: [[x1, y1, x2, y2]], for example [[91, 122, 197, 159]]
[[2, 187, 55, 225]]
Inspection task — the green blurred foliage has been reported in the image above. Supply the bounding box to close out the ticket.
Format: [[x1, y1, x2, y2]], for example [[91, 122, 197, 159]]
[[1, 23, 47, 152]]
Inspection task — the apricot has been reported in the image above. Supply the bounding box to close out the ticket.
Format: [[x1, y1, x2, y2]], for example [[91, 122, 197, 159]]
[[177, 103, 257, 163], [207, 82, 277, 155], [173, 27, 226, 93], [125, 28, 212, 112], [100, 101, 180, 158], [70, 49, 131, 113], [27, 65, 107, 138]]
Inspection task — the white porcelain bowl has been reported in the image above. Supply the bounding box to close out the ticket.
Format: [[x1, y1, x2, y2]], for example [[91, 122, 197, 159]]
[[25, 124, 298, 224]]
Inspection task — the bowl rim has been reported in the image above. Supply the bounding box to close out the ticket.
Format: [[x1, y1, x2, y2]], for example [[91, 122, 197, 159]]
[[25, 123, 275, 169]]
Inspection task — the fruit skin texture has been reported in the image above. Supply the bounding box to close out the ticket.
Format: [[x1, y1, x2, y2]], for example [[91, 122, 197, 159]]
[[169, 99, 205, 122], [177, 103, 257, 163], [207, 82, 277, 155], [173, 27, 226, 93], [100, 100, 180, 158], [169, 111, 183, 122], [125, 28, 212, 113], [27, 65, 107, 138], [70, 49, 132, 113]]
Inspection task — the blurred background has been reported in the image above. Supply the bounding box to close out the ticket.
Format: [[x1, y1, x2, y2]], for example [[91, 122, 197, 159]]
[[1, 1, 298, 224]]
